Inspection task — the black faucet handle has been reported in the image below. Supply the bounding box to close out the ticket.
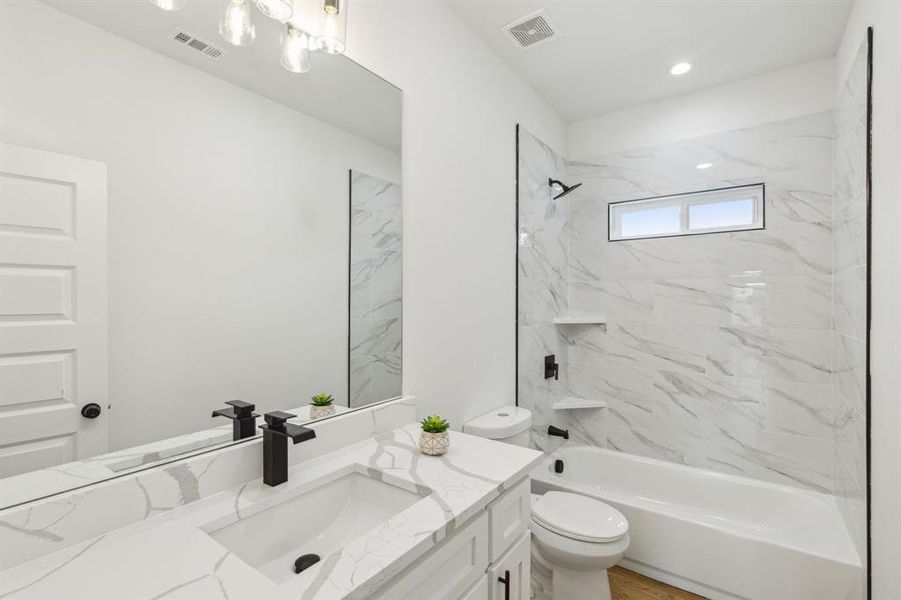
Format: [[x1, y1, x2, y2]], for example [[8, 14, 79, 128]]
[[212, 399, 258, 420], [226, 399, 256, 417], [263, 411, 297, 429]]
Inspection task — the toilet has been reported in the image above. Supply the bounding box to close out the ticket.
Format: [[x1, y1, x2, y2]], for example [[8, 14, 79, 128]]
[[464, 406, 630, 600]]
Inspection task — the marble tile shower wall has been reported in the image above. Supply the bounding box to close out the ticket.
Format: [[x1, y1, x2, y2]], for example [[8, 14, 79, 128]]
[[831, 36, 868, 565], [349, 171, 402, 408], [519, 113, 844, 493], [566, 112, 836, 491]]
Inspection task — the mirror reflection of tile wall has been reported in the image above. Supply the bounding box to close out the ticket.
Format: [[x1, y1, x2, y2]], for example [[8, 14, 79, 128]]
[[349, 171, 403, 408]]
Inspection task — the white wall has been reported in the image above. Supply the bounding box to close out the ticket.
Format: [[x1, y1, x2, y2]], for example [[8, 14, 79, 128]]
[[567, 59, 836, 159], [836, 2, 901, 598], [0, 0, 400, 449], [343, 3, 567, 426]]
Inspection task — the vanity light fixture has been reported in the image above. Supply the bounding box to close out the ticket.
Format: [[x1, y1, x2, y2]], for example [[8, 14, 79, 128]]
[[220, 0, 256, 47], [696, 162, 713, 170], [150, 0, 348, 69], [149, 0, 185, 11], [669, 62, 692, 76], [318, 0, 347, 54], [255, 0, 293, 21], [281, 25, 313, 73]]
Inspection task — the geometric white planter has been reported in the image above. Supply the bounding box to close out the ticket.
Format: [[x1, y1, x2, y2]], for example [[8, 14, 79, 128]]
[[310, 404, 336, 420], [419, 430, 449, 456]]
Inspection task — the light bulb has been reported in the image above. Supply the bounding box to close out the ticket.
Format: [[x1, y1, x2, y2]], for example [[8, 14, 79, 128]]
[[255, 0, 293, 21], [669, 62, 692, 76], [149, 0, 185, 10], [281, 26, 312, 74], [317, 2, 346, 55], [220, 0, 256, 47], [695, 162, 713, 170]]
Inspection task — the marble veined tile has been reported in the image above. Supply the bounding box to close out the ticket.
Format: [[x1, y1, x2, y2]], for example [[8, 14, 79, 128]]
[[833, 265, 866, 340], [706, 326, 831, 385], [568, 280, 653, 321], [653, 276, 766, 327], [764, 381, 835, 439], [518, 277, 566, 326], [605, 407, 706, 467]]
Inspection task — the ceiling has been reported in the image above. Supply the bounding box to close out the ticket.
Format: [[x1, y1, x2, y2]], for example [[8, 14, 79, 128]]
[[43, 0, 402, 152], [447, 0, 853, 122]]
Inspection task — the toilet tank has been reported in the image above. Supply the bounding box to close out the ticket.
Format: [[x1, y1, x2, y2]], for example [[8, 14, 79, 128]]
[[463, 405, 532, 447]]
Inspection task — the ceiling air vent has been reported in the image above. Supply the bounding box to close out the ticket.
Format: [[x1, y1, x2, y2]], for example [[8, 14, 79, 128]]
[[171, 29, 227, 60], [501, 10, 560, 51]]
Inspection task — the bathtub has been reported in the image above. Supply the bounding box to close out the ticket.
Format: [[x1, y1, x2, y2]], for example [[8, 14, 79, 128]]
[[531, 446, 863, 600]]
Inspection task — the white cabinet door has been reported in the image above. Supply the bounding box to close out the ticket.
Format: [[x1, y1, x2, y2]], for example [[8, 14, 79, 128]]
[[0, 144, 108, 477], [488, 532, 531, 600], [488, 477, 531, 562], [460, 575, 488, 600], [371, 512, 489, 600]]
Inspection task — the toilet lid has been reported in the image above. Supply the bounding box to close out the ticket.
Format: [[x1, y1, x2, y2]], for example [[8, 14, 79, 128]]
[[532, 492, 628, 543]]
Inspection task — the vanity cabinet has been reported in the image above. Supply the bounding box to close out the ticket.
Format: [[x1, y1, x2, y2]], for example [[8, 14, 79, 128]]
[[488, 532, 531, 600], [373, 477, 532, 600]]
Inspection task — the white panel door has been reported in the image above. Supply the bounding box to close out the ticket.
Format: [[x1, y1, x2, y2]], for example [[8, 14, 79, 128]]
[[0, 143, 108, 478]]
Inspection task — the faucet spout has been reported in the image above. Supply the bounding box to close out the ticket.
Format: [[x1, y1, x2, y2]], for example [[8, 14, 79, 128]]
[[260, 411, 316, 486]]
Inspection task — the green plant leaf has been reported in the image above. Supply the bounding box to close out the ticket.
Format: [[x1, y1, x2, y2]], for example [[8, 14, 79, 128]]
[[420, 415, 450, 433]]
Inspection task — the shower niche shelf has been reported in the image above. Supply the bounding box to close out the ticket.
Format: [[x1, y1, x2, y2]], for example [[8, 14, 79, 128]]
[[552, 397, 607, 410], [552, 316, 606, 325]]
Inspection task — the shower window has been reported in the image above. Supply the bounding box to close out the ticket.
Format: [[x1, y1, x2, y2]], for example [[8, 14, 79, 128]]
[[608, 183, 764, 241]]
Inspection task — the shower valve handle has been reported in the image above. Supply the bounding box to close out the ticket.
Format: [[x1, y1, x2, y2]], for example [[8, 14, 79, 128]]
[[544, 354, 559, 380]]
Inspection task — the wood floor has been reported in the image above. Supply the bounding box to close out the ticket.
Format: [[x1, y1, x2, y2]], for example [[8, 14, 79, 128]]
[[609, 567, 707, 600]]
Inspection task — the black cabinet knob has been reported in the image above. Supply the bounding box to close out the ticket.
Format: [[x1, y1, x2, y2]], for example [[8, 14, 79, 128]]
[[81, 403, 102, 419]]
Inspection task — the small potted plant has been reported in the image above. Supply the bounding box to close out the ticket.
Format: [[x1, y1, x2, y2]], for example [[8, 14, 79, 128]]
[[419, 415, 450, 456], [310, 393, 336, 419]]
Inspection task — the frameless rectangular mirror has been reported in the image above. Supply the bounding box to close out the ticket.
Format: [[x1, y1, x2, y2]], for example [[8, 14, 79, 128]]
[[0, 0, 401, 508]]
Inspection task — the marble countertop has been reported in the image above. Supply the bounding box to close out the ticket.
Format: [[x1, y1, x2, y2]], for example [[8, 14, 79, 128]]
[[0, 424, 542, 600]]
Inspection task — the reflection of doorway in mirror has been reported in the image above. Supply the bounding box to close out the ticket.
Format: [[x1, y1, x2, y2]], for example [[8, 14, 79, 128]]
[[348, 170, 402, 409], [0, 144, 109, 478]]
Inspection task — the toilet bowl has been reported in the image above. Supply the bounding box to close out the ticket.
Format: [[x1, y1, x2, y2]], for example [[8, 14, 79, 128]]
[[463, 406, 630, 600], [530, 492, 629, 600]]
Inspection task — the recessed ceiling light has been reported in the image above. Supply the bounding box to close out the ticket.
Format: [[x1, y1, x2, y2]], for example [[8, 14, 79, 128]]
[[696, 162, 713, 170], [670, 62, 692, 76]]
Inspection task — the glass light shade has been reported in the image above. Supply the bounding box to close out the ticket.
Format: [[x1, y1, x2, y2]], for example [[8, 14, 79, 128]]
[[220, 0, 256, 47], [281, 26, 312, 74], [255, 0, 293, 21], [317, 2, 346, 55], [149, 0, 185, 10]]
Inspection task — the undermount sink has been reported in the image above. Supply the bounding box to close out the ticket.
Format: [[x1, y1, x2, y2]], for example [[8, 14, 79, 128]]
[[201, 466, 428, 584]]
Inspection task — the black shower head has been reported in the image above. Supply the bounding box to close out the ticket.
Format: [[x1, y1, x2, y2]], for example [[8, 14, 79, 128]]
[[548, 178, 582, 200]]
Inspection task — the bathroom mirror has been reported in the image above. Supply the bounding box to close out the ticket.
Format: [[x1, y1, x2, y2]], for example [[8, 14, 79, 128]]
[[0, 0, 402, 507]]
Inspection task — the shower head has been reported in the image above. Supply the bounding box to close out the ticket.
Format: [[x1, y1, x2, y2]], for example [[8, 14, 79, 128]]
[[548, 178, 582, 200]]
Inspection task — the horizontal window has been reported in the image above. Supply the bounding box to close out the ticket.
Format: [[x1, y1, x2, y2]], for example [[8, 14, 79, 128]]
[[608, 184, 765, 241]]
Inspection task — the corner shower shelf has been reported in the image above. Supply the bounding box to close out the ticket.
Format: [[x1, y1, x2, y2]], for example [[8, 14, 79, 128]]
[[552, 397, 607, 410], [552, 316, 606, 325]]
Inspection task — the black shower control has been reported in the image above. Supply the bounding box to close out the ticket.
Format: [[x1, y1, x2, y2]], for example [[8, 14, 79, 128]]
[[544, 355, 559, 380], [547, 425, 569, 439], [554, 459, 565, 473]]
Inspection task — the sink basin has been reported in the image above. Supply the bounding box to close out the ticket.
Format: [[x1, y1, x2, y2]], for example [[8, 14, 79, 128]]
[[202, 466, 428, 584]]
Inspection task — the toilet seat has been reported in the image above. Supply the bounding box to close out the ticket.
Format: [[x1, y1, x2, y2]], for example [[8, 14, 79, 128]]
[[531, 491, 628, 543]]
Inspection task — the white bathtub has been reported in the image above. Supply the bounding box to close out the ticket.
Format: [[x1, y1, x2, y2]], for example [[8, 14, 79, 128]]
[[531, 446, 863, 600]]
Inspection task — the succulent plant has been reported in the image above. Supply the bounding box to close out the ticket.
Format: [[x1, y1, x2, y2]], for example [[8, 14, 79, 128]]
[[310, 393, 334, 406], [420, 415, 450, 434]]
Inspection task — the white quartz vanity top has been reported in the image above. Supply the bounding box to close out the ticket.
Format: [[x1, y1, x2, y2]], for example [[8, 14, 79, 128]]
[[0, 424, 542, 600]]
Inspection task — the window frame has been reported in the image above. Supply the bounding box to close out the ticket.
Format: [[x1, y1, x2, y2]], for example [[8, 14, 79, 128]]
[[607, 183, 766, 242]]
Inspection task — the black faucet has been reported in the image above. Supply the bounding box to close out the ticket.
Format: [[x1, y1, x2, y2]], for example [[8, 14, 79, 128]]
[[547, 425, 569, 440], [259, 411, 316, 487], [212, 400, 259, 441]]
